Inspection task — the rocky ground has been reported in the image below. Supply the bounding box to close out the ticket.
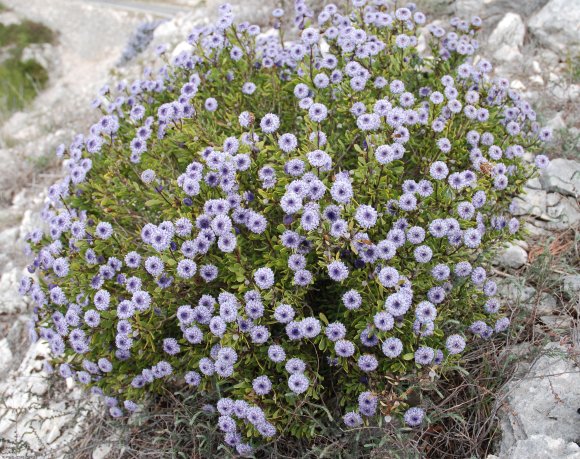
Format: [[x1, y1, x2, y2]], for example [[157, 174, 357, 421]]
[[0, 1, 578, 457]]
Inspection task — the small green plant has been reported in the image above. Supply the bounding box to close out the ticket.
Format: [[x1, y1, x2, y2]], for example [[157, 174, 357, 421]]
[[0, 57, 48, 114], [0, 20, 55, 48], [0, 18, 55, 116], [21, 2, 553, 455]]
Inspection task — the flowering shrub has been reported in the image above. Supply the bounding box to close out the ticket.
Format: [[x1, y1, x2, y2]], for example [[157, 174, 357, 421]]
[[21, 1, 552, 455], [117, 20, 165, 66]]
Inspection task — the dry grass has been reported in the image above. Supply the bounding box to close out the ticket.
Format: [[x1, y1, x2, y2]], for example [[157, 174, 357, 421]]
[[55, 224, 580, 459], [58, 318, 544, 459]]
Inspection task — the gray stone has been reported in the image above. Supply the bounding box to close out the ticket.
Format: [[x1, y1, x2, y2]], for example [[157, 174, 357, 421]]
[[549, 83, 580, 103], [562, 275, 580, 298], [508, 435, 580, 459], [500, 343, 534, 378], [492, 44, 523, 64], [528, 0, 580, 57], [498, 280, 537, 304], [0, 226, 19, 255], [499, 343, 580, 456], [540, 315, 574, 332], [455, 0, 548, 20], [529, 74, 544, 86], [540, 158, 580, 198], [454, 0, 481, 16], [488, 13, 525, 50], [511, 187, 547, 217], [547, 112, 567, 131], [545, 196, 580, 230], [539, 48, 561, 66], [0, 11, 20, 26], [523, 221, 551, 238], [536, 292, 558, 315], [40, 417, 63, 444], [495, 243, 528, 269], [0, 339, 13, 373], [0, 340, 91, 452], [521, 292, 558, 315], [0, 268, 28, 315], [546, 192, 562, 207], [93, 443, 113, 459]]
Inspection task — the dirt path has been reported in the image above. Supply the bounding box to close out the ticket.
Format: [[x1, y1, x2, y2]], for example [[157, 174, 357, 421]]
[[85, 0, 190, 17]]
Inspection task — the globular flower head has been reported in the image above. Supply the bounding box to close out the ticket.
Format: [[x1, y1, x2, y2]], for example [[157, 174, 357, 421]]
[[343, 411, 363, 427], [446, 334, 466, 354], [404, 407, 425, 427], [260, 113, 280, 134], [254, 267, 274, 290], [327, 261, 349, 282], [288, 373, 309, 394], [252, 375, 272, 395]]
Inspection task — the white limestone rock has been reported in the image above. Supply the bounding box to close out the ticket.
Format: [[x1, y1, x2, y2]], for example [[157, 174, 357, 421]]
[[0, 268, 28, 315], [539, 158, 580, 198], [499, 343, 580, 456], [495, 243, 528, 269], [489, 13, 526, 49], [497, 280, 537, 304], [528, 0, 580, 56], [539, 315, 574, 332], [508, 435, 580, 459], [0, 339, 13, 373], [562, 275, 580, 298], [520, 292, 558, 316]]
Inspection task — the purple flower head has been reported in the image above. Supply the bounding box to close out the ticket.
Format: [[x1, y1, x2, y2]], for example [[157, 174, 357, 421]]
[[446, 334, 466, 354], [260, 113, 280, 134], [308, 103, 328, 122], [327, 261, 349, 282], [288, 373, 309, 394], [342, 289, 362, 310], [378, 266, 400, 288], [414, 245, 433, 263], [252, 376, 272, 395], [357, 354, 378, 372], [268, 344, 286, 363], [414, 346, 435, 365], [355, 204, 378, 229], [343, 411, 363, 428], [430, 161, 449, 180], [254, 267, 275, 290], [404, 407, 425, 427], [382, 337, 403, 358], [415, 301, 437, 323], [95, 222, 113, 240], [163, 337, 180, 355], [335, 339, 355, 357]]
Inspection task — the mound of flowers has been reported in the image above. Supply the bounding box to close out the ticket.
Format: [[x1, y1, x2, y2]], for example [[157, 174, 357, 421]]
[[21, 1, 551, 454]]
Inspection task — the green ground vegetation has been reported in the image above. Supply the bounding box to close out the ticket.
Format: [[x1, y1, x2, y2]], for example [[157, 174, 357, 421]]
[[0, 4, 55, 118]]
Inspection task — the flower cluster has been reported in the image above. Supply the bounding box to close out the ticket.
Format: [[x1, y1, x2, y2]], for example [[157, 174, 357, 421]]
[[22, 1, 550, 455]]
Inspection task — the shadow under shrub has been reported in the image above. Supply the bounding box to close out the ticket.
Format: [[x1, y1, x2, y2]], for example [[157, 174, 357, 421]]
[[64, 329, 520, 459]]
